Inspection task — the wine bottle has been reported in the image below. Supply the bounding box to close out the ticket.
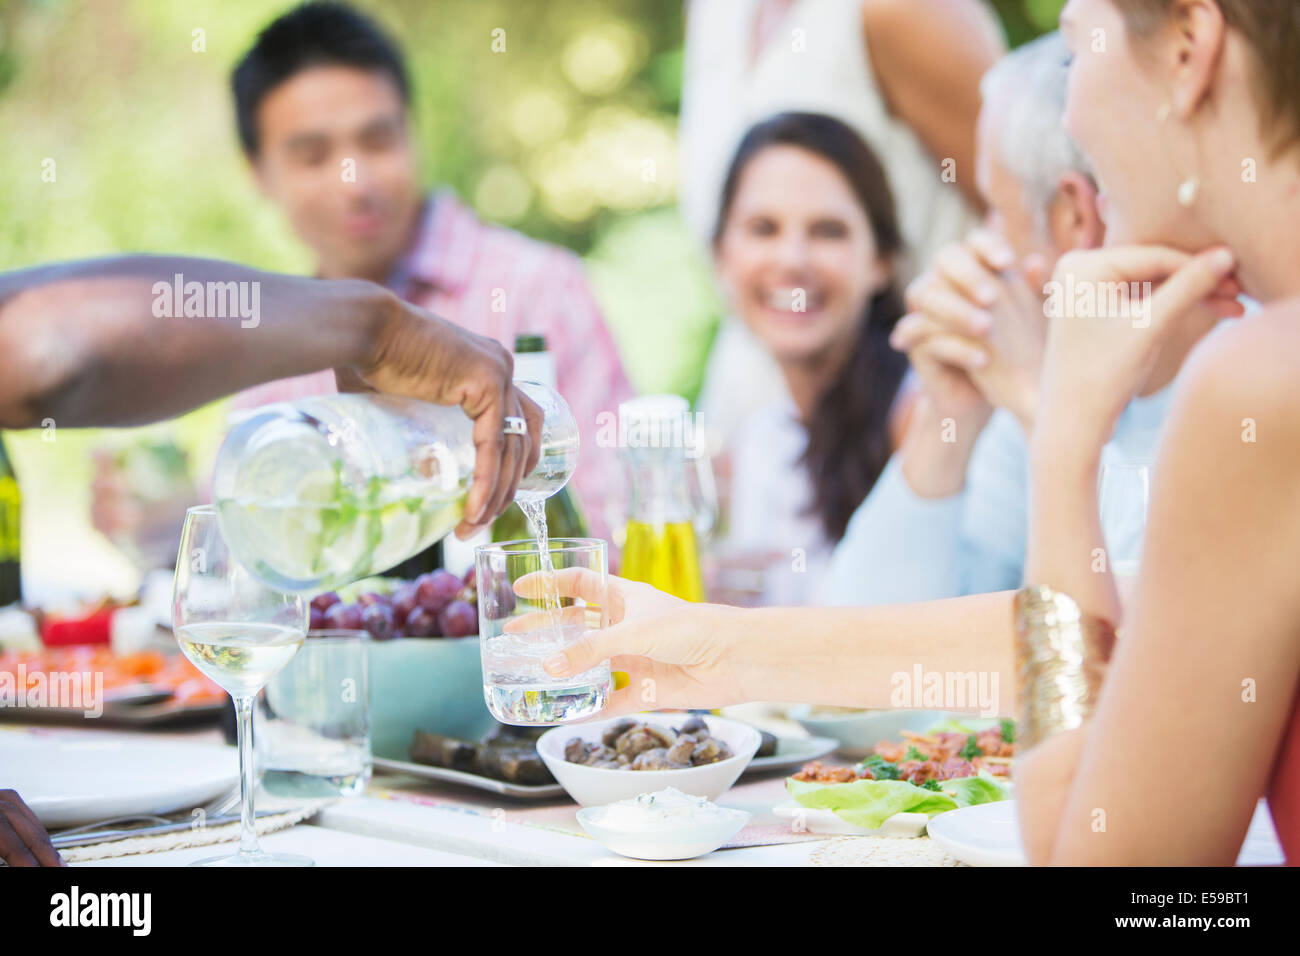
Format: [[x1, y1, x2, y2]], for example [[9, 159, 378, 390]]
[[0, 434, 22, 607], [492, 334, 589, 542]]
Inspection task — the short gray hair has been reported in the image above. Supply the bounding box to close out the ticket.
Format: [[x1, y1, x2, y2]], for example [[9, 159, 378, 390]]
[[980, 32, 1093, 231]]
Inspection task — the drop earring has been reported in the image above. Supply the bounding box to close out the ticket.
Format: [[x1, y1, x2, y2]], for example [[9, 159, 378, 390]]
[[1158, 103, 1200, 208]]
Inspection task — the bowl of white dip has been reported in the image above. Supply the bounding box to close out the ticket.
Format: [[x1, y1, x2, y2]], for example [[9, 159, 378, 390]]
[[575, 787, 751, 860]]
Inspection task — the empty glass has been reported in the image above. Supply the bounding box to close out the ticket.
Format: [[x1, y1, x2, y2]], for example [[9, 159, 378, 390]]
[[1099, 460, 1152, 610], [257, 630, 371, 800]]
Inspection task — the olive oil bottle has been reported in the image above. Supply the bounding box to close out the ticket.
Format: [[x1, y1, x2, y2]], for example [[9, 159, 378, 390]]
[[617, 396, 707, 602], [622, 519, 705, 602]]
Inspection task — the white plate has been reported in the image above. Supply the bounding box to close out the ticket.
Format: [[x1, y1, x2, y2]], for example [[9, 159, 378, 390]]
[[772, 804, 930, 838], [924, 800, 1025, 866], [743, 735, 837, 776], [926, 799, 1287, 867], [372, 756, 565, 799], [3, 730, 238, 827]]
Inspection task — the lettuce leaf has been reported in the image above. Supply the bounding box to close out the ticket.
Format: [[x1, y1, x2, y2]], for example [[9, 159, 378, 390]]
[[787, 779, 956, 829], [940, 774, 1010, 808], [786, 773, 1009, 830]]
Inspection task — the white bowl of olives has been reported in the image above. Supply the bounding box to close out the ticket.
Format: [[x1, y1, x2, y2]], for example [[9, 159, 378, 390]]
[[537, 713, 761, 807]]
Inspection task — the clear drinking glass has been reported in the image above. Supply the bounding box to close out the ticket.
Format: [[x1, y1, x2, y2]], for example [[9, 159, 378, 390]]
[[257, 630, 371, 800], [476, 538, 610, 726], [1098, 460, 1152, 609], [172, 505, 311, 866]]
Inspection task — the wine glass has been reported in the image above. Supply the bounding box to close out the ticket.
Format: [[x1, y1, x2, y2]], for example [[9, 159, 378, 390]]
[[173, 505, 311, 866], [1098, 460, 1152, 611]]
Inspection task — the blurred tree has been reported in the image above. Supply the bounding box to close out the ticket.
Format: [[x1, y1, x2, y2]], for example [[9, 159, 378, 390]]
[[991, 0, 1068, 47]]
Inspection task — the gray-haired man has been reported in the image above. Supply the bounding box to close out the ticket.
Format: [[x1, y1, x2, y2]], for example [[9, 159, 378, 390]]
[[827, 33, 1172, 604]]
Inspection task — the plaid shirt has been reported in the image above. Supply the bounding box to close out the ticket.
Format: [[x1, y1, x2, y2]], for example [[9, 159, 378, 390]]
[[231, 191, 634, 538]]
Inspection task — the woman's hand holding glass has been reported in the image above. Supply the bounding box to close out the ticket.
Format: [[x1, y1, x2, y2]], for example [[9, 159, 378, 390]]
[[510, 569, 748, 717]]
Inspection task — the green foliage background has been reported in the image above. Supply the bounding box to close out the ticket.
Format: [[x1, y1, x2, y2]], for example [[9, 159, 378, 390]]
[[0, 0, 1060, 597]]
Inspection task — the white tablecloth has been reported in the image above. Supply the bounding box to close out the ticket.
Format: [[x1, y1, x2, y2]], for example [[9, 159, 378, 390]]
[[13, 723, 1284, 867]]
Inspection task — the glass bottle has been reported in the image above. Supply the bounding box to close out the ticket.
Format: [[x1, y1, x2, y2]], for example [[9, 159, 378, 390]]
[[211, 382, 577, 593], [0, 435, 21, 607], [617, 396, 711, 602]]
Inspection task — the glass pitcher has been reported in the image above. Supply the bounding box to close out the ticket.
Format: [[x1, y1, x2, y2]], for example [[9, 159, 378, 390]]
[[492, 334, 588, 542], [616, 395, 714, 602], [212, 381, 577, 593]]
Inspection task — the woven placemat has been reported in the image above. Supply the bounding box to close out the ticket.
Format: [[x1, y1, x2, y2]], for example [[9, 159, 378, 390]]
[[809, 836, 961, 867], [60, 805, 325, 862]]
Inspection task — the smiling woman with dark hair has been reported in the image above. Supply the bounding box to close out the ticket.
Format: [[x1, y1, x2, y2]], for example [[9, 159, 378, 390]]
[[712, 112, 912, 605]]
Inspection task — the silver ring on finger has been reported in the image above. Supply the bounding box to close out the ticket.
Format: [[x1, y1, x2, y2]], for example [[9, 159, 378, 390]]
[[503, 416, 528, 436]]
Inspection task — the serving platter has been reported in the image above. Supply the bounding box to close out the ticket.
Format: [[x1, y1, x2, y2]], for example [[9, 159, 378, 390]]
[[0, 686, 225, 728], [372, 755, 567, 799], [744, 734, 837, 774]]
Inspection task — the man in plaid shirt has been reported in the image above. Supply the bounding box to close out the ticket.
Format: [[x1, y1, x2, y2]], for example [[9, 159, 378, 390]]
[[228, 2, 633, 538]]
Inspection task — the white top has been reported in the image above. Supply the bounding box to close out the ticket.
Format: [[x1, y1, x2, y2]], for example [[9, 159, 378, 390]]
[[682, 0, 981, 448], [725, 398, 833, 606]]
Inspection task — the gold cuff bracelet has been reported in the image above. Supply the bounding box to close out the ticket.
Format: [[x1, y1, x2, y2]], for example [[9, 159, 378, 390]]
[[1014, 585, 1116, 749]]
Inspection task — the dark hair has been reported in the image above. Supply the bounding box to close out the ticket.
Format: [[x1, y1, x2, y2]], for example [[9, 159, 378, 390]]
[[231, 1, 410, 155], [714, 112, 908, 543]]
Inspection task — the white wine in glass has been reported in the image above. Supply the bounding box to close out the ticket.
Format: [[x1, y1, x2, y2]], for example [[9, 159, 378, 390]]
[[175, 623, 306, 699], [173, 506, 310, 867]]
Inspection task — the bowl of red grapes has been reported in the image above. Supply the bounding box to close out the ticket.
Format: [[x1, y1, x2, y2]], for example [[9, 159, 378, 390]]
[[308, 567, 478, 641]]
